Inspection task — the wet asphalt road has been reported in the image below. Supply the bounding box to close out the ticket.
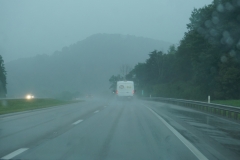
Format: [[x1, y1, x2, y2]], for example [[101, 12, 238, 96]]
[[0, 97, 240, 160]]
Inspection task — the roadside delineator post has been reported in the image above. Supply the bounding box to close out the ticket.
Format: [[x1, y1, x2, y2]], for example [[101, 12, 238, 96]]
[[208, 95, 210, 103]]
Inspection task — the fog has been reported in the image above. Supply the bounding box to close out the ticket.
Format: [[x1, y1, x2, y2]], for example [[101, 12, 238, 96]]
[[5, 34, 172, 98], [1, 1, 240, 159], [1, 0, 212, 62], [1, 0, 213, 98]]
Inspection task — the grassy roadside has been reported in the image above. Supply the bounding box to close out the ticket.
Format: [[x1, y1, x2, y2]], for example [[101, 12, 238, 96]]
[[0, 98, 81, 115], [212, 100, 240, 107]]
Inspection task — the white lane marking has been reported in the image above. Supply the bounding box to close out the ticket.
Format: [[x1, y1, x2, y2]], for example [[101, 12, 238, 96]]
[[147, 107, 208, 160], [1, 148, 28, 160], [94, 110, 99, 113], [72, 119, 83, 125]]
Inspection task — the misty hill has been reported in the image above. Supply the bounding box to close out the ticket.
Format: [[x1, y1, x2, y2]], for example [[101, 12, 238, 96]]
[[6, 34, 172, 98]]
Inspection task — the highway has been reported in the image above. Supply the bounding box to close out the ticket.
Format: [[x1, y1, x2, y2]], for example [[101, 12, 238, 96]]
[[0, 97, 240, 160]]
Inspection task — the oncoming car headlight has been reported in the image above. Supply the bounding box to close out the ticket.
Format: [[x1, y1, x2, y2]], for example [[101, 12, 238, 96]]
[[26, 94, 34, 99]]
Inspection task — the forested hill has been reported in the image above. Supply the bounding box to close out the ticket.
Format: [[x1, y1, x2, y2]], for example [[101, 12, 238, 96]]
[[6, 34, 172, 98], [125, 0, 240, 100]]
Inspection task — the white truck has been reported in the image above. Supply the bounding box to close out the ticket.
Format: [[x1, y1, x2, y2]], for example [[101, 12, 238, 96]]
[[116, 81, 134, 98]]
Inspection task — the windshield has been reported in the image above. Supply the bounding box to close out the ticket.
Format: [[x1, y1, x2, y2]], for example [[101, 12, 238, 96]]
[[1, 0, 240, 160]]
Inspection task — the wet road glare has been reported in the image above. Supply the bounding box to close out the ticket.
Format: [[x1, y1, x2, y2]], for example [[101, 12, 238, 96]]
[[0, 97, 239, 160]]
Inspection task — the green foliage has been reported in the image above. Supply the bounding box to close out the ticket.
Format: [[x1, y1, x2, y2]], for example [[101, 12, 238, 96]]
[[216, 60, 240, 99], [109, 75, 124, 92], [0, 55, 7, 97], [167, 45, 177, 55], [212, 100, 240, 107], [0, 99, 76, 115], [150, 83, 206, 100], [125, 0, 240, 100]]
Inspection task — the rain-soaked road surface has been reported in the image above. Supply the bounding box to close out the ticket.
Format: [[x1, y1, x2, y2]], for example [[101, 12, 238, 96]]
[[0, 97, 239, 160]]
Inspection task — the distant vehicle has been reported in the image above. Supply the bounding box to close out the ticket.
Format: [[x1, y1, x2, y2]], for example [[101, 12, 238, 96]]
[[25, 94, 34, 100], [116, 81, 134, 98]]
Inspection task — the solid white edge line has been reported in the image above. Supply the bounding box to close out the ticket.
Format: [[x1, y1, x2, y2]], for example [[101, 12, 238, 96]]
[[94, 110, 99, 113], [1, 148, 28, 160], [72, 119, 83, 125], [147, 107, 208, 160]]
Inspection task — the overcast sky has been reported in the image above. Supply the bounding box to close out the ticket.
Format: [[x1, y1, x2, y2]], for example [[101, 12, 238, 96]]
[[0, 0, 212, 62]]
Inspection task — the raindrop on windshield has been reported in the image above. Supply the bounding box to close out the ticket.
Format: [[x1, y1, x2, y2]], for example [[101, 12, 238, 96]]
[[217, 4, 225, 12], [210, 29, 218, 37], [212, 16, 219, 24], [229, 50, 236, 57], [225, 2, 234, 11], [221, 55, 228, 63]]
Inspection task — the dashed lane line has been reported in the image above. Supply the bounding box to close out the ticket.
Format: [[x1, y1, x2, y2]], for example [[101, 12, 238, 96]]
[[72, 119, 83, 125], [1, 148, 28, 160]]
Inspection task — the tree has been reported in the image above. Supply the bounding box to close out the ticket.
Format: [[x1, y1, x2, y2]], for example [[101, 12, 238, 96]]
[[167, 45, 177, 54], [124, 0, 240, 100], [145, 50, 164, 84], [109, 75, 123, 92], [126, 62, 147, 92], [185, 0, 240, 99], [0, 55, 7, 97], [109, 65, 132, 92], [120, 64, 132, 80]]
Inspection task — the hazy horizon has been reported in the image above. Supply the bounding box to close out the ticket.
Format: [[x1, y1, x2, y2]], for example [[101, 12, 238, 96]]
[[1, 0, 212, 62]]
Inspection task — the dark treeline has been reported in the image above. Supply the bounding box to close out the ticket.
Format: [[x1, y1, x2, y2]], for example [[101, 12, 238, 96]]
[[123, 0, 240, 100], [0, 55, 7, 98]]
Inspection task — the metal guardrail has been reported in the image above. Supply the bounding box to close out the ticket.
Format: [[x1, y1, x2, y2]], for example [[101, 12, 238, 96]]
[[142, 97, 240, 121]]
